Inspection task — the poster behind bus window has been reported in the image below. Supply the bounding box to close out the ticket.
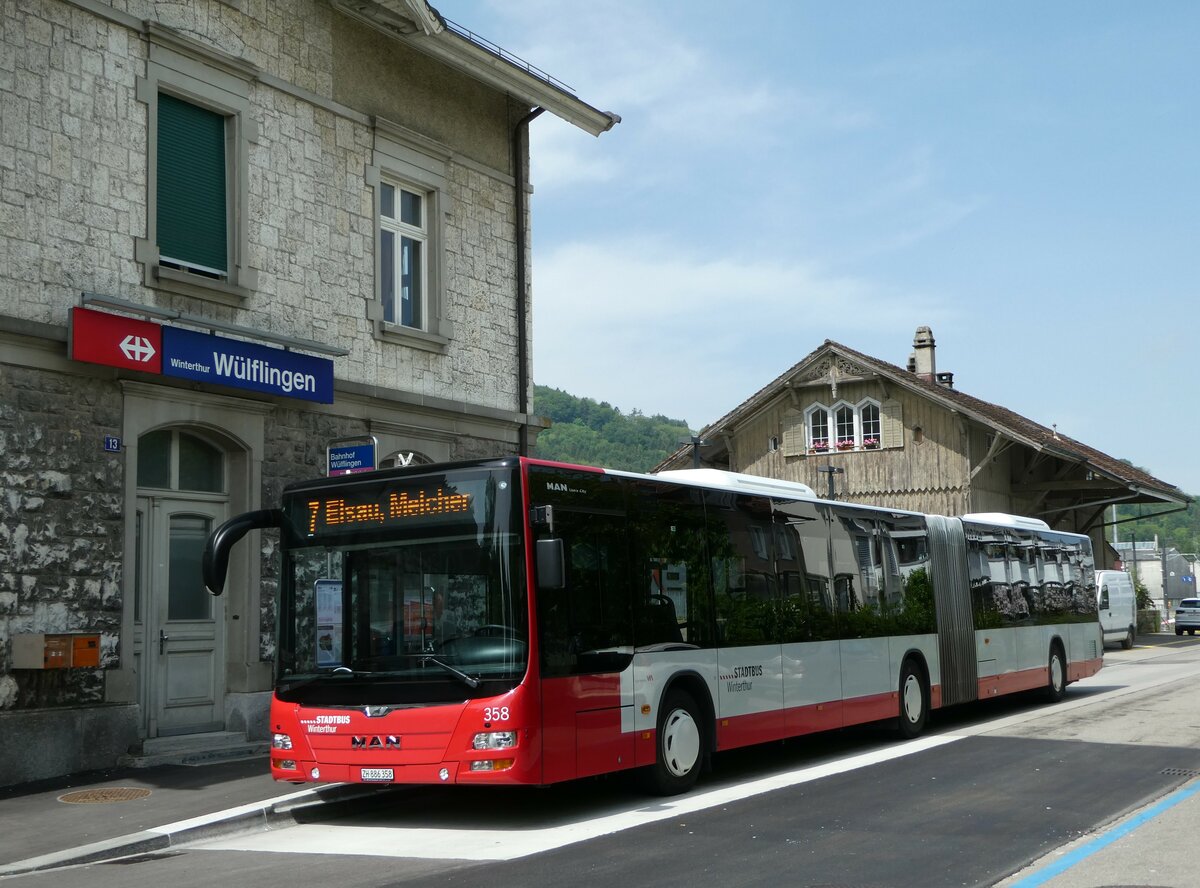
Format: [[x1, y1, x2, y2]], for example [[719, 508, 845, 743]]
[[315, 578, 343, 667]]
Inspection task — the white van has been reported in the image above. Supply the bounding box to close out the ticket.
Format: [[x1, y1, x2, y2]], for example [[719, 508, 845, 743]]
[[1096, 570, 1136, 649]]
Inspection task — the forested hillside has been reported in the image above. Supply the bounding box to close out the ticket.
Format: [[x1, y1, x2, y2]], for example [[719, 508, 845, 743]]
[[532, 385, 693, 473], [1115, 500, 1200, 553], [1106, 458, 1198, 551]]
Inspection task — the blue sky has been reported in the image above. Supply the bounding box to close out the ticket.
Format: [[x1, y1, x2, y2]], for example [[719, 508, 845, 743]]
[[444, 2, 1199, 495]]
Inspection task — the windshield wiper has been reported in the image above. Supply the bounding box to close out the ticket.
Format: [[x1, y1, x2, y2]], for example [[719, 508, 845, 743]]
[[276, 666, 375, 692], [420, 655, 479, 689]]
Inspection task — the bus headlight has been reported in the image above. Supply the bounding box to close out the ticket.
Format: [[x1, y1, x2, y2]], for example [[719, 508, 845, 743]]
[[469, 758, 515, 772], [272, 733, 293, 750], [472, 730, 518, 750]]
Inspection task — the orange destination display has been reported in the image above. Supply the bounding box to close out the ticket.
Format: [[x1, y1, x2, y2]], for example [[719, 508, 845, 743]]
[[304, 488, 472, 535]]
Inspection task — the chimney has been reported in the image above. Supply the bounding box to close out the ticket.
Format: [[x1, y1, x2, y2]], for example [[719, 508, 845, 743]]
[[912, 326, 936, 383], [936, 371, 954, 389]]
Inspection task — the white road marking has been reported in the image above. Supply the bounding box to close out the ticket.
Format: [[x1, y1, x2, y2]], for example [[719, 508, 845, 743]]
[[196, 734, 960, 861]]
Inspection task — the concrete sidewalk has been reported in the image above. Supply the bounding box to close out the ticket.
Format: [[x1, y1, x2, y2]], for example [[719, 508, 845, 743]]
[[997, 775, 1200, 887], [0, 756, 379, 877]]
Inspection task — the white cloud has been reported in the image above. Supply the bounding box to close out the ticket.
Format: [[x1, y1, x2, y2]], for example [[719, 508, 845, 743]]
[[476, 0, 873, 198], [531, 236, 947, 425]]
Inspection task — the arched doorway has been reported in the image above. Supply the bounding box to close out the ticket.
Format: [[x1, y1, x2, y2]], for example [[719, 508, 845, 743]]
[[134, 428, 229, 737]]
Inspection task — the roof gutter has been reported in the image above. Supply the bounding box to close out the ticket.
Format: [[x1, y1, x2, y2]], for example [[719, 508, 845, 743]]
[[431, 31, 620, 136], [514, 106, 545, 456]]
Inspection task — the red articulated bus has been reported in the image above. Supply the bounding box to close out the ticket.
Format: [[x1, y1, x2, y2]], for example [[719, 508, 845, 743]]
[[202, 457, 1102, 795]]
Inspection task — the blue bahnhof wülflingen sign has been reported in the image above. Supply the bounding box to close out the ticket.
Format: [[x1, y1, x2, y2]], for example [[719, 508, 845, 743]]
[[327, 437, 378, 475], [162, 326, 334, 403]]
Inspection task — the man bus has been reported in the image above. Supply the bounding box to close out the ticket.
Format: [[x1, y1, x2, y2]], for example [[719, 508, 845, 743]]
[[202, 457, 1101, 795]]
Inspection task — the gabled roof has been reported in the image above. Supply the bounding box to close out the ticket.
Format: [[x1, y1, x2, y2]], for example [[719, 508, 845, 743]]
[[330, 0, 620, 136], [664, 338, 1187, 508]]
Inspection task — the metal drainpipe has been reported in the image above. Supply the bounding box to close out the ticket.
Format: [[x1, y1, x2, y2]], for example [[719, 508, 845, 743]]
[[513, 106, 545, 457]]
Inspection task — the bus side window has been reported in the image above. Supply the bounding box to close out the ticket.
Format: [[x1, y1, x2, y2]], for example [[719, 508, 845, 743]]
[[536, 511, 634, 677], [708, 493, 777, 646], [634, 575, 685, 648], [774, 499, 837, 641], [628, 480, 712, 649], [829, 508, 869, 630]]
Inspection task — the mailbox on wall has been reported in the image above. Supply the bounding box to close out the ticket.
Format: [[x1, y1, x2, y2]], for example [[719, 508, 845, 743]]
[[12, 634, 100, 669]]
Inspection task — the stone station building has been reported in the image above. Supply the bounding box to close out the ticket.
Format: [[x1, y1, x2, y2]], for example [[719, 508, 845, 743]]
[[0, 0, 617, 785]]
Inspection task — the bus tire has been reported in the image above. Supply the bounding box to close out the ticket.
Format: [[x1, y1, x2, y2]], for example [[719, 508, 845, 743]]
[[646, 689, 703, 796], [1045, 645, 1067, 703], [1121, 628, 1134, 650], [897, 658, 928, 740]]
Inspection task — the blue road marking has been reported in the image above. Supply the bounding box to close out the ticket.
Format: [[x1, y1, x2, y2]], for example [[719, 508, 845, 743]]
[[1010, 778, 1200, 887]]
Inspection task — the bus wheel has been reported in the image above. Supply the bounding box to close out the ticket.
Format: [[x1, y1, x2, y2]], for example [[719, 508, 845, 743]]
[[1045, 646, 1067, 703], [897, 659, 928, 740], [647, 689, 702, 795], [1121, 628, 1134, 650]]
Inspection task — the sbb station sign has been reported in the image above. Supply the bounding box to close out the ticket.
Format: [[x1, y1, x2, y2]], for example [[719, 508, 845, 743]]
[[70, 308, 164, 374], [70, 307, 334, 403]]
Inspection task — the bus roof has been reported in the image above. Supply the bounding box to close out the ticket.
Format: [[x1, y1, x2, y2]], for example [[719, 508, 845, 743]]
[[654, 468, 817, 499], [961, 512, 1051, 531]]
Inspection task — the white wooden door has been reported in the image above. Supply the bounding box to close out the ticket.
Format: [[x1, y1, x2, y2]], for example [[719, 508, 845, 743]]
[[140, 496, 227, 736]]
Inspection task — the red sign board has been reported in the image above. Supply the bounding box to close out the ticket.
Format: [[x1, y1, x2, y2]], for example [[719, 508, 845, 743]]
[[71, 307, 163, 374]]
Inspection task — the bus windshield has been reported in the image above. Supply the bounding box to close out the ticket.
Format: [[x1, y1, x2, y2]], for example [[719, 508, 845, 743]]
[[275, 467, 527, 704]]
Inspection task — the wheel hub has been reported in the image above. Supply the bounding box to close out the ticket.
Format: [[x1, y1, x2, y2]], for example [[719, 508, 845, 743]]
[[902, 674, 923, 723], [662, 708, 701, 777]]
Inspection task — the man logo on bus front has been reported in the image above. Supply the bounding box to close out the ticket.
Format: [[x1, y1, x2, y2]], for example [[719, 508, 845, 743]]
[[351, 735, 401, 749]]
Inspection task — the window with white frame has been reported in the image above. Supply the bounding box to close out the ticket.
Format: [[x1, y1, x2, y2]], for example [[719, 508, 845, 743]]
[[366, 120, 454, 352], [835, 404, 855, 450], [805, 405, 830, 453], [380, 181, 427, 329], [805, 398, 883, 453], [861, 402, 881, 449]]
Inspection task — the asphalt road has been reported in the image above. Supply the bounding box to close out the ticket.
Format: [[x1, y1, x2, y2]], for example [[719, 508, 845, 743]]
[[8, 635, 1200, 888]]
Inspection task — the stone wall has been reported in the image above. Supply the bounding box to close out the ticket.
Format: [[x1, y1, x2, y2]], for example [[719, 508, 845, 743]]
[[0, 363, 124, 710]]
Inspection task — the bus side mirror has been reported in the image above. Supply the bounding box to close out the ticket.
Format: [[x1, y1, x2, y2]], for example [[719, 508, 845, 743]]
[[203, 509, 283, 596], [536, 538, 565, 590]]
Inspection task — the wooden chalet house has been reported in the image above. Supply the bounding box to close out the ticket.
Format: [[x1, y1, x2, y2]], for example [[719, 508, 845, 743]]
[[656, 327, 1187, 566]]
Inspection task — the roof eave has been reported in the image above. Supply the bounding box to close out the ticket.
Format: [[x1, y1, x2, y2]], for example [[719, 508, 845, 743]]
[[331, 0, 619, 136], [1120, 483, 1191, 508], [421, 31, 620, 135]]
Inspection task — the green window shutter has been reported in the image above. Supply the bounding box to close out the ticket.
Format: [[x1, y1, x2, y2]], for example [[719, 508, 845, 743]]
[[881, 400, 904, 448], [157, 93, 227, 274]]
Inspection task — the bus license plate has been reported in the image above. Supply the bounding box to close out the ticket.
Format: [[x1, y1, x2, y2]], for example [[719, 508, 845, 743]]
[[360, 768, 394, 782]]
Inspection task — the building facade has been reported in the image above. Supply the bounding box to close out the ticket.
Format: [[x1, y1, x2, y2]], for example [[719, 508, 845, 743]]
[[657, 328, 1188, 565], [0, 0, 616, 785]]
